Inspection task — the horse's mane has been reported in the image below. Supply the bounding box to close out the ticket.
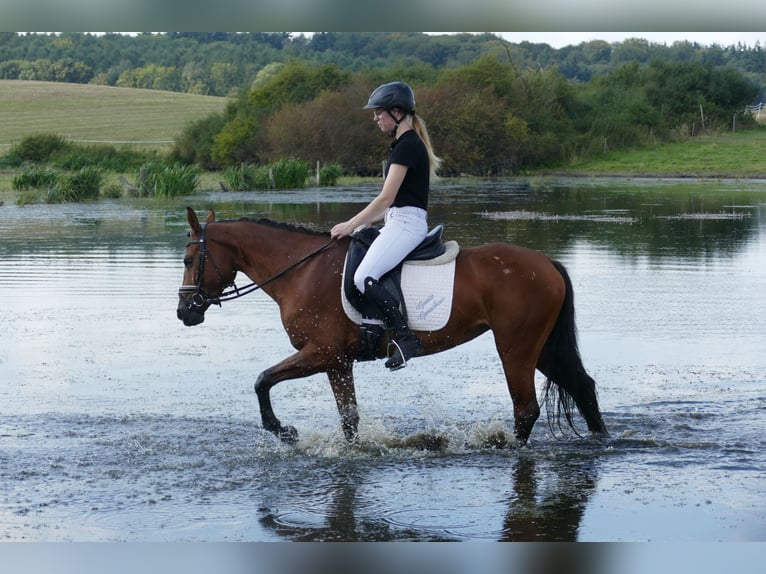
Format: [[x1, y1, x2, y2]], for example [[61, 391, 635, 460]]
[[222, 217, 329, 237]]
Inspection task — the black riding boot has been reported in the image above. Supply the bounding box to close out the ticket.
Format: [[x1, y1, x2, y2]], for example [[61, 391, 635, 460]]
[[363, 277, 424, 370]]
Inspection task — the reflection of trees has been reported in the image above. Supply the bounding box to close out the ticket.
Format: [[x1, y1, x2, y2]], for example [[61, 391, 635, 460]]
[[258, 453, 599, 542], [427, 182, 761, 260], [7, 180, 758, 264]]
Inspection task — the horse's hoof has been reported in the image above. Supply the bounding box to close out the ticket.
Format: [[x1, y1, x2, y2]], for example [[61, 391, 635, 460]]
[[278, 425, 299, 444]]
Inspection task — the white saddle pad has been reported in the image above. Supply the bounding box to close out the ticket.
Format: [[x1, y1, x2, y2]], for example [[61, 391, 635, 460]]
[[341, 241, 459, 332]]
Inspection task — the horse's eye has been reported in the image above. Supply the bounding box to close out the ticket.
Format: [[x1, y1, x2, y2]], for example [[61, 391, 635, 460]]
[[184, 258, 192, 267]]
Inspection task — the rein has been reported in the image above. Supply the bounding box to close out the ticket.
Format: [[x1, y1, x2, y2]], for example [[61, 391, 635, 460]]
[[179, 222, 335, 308]]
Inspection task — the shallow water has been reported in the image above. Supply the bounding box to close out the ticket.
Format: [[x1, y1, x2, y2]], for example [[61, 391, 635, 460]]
[[1, 178, 765, 541]]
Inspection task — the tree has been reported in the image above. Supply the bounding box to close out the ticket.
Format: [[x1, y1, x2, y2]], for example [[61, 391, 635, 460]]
[[425, 80, 521, 175], [170, 112, 227, 169], [646, 59, 758, 131], [211, 61, 350, 165], [116, 64, 181, 91], [262, 80, 380, 172]]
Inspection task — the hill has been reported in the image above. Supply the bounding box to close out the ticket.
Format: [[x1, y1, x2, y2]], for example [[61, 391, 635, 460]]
[[0, 80, 230, 152]]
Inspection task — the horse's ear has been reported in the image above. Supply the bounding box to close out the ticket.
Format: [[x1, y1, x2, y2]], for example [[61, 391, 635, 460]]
[[205, 210, 216, 224], [186, 206, 201, 234]]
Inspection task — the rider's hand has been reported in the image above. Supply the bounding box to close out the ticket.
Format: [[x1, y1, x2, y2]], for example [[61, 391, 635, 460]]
[[331, 221, 354, 239]]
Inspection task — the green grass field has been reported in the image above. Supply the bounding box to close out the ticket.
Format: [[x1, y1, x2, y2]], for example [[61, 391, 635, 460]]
[[552, 129, 766, 179], [0, 80, 229, 152]]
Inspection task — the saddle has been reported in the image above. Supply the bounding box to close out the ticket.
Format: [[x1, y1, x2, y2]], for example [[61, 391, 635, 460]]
[[343, 225, 447, 361], [343, 224, 446, 321]]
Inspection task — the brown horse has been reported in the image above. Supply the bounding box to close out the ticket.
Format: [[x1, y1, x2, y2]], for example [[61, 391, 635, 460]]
[[177, 207, 607, 446]]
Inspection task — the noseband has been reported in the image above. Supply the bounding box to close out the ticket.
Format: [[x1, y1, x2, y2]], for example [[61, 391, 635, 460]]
[[178, 222, 335, 310]]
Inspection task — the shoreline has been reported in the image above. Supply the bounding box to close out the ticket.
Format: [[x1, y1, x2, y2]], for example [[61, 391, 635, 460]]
[[533, 170, 766, 181], [4, 171, 766, 206]]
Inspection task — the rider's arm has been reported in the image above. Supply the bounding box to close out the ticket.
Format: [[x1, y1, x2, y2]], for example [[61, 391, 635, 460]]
[[330, 164, 407, 239]]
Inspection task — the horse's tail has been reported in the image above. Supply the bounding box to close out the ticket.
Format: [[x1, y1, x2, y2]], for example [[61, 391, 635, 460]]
[[538, 259, 608, 437]]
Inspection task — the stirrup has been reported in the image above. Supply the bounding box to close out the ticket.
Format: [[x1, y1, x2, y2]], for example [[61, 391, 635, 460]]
[[385, 336, 424, 371], [385, 340, 408, 371]]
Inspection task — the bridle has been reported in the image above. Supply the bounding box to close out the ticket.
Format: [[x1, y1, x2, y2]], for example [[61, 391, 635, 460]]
[[178, 222, 226, 310], [178, 222, 335, 310]]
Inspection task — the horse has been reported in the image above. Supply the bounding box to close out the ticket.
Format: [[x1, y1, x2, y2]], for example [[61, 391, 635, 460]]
[[176, 207, 607, 446]]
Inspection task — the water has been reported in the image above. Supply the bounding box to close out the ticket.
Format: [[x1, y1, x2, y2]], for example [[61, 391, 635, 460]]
[[1, 178, 765, 542]]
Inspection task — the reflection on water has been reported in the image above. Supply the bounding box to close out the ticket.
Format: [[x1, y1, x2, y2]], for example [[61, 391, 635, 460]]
[[258, 452, 598, 542], [1, 177, 765, 542]]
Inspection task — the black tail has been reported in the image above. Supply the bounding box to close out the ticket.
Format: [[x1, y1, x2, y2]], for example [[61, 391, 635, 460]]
[[538, 260, 607, 436]]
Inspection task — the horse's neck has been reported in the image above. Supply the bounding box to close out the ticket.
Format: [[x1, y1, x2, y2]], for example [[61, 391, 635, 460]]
[[234, 221, 327, 286]]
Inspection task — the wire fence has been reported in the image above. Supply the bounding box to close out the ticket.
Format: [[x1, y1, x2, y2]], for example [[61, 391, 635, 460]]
[[745, 102, 765, 121]]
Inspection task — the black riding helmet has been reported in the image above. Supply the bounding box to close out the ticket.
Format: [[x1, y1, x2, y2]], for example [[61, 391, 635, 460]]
[[363, 82, 416, 132]]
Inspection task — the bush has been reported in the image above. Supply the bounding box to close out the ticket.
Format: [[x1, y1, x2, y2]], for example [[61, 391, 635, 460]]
[[3, 134, 157, 172], [101, 182, 123, 198], [53, 166, 104, 202], [136, 161, 200, 197], [6, 133, 72, 164], [270, 158, 309, 189], [14, 165, 104, 202], [318, 163, 342, 186], [221, 162, 271, 191], [170, 112, 227, 169], [222, 158, 310, 190], [60, 145, 153, 172], [12, 165, 59, 190]]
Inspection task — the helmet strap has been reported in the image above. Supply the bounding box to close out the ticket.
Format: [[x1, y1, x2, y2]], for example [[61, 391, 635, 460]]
[[387, 109, 412, 138], [386, 109, 400, 137]]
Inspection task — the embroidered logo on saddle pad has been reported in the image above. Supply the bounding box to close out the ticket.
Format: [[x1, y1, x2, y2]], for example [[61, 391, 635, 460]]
[[341, 241, 459, 332]]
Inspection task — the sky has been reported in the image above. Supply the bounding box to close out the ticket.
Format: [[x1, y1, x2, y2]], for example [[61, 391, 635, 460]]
[[492, 31, 765, 48], [4, 0, 766, 35]]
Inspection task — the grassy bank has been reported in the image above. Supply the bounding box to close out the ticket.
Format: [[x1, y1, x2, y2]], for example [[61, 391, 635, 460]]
[[547, 129, 766, 179], [0, 80, 229, 153]]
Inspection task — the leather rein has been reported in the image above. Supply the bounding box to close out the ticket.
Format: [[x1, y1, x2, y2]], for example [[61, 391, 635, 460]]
[[178, 222, 335, 309]]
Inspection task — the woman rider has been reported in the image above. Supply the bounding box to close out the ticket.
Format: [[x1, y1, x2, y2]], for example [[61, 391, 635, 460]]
[[331, 81, 441, 370]]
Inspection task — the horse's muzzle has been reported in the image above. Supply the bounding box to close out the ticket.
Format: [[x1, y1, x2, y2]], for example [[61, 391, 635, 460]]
[[177, 300, 206, 326]]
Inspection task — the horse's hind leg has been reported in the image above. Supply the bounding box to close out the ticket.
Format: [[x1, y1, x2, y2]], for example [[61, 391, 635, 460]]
[[496, 343, 540, 446], [327, 362, 359, 442], [507, 366, 540, 446]]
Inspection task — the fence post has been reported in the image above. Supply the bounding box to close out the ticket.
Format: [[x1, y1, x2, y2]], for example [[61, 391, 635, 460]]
[[316, 160, 321, 186]]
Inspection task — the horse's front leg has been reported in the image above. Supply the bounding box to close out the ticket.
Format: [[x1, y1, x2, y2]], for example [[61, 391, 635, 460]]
[[254, 346, 353, 444], [254, 349, 323, 444], [254, 370, 298, 444], [327, 362, 359, 442]]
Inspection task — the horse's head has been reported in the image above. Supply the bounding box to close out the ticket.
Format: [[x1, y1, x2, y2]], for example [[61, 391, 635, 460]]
[[176, 207, 237, 327]]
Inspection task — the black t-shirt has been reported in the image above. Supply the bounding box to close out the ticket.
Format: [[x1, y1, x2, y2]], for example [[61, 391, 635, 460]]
[[385, 130, 430, 210]]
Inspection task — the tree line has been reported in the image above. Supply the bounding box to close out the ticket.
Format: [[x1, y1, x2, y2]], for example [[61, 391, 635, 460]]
[[1, 32, 765, 99], [1, 32, 762, 175], [170, 57, 760, 176]]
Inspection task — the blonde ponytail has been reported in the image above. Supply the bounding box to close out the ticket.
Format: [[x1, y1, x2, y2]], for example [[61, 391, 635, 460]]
[[411, 114, 442, 178]]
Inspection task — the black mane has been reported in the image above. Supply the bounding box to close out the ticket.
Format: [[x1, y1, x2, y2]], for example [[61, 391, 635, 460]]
[[222, 217, 329, 237]]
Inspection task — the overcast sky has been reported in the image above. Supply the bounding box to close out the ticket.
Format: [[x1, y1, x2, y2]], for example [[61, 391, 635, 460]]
[[492, 31, 765, 48]]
